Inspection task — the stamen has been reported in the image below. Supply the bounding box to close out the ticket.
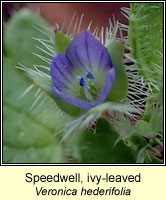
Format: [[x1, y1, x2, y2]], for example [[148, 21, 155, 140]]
[[84, 86, 93, 101], [77, 70, 96, 102], [79, 76, 88, 87], [79, 76, 92, 101], [86, 70, 95, 79]]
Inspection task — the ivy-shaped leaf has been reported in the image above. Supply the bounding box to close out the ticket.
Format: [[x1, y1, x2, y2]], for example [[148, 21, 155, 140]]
[[3, 58, 65, 163], [72, 118, 137, 163]]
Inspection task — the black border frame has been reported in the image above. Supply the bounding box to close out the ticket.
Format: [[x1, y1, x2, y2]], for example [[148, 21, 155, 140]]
[[1, 0, 165, 166]]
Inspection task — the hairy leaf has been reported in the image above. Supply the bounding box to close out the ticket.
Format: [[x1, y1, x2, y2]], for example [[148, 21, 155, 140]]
[[72, 118, 137, 163], [4, 8, 55, 67], [128, 3, 163, 92]]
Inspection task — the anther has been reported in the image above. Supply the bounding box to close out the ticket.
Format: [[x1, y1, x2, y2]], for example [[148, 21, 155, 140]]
[[79, 76, 92, 101], [86, 70, 95, 79], [79, 76, 89, 88]]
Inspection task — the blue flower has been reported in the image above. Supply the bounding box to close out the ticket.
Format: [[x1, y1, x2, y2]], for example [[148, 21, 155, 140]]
[[50, 30, 116, 110]]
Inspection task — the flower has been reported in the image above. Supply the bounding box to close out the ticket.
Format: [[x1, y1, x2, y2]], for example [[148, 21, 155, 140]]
[[50, 30, 116, 110]]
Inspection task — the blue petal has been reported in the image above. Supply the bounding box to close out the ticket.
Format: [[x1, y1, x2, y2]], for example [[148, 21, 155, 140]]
[[52, 86, 93, 110], [66, 31, 113, 70], [50, 54, 73, 90], [51, 31, 116, 110]]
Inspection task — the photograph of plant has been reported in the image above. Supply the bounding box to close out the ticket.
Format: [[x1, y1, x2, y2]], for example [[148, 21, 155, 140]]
[[3, 2, 164, 163]]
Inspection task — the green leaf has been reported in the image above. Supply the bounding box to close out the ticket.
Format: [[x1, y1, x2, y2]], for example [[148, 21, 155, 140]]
[[3, 104, 63, 163], [3, 143, 63, 164], [3, 103, 64, 163], [149, 106, 163, 134], [4, 104, 54, 149], [4, 8, 82, 117], [3, 58, 67, 132], [128, 3, 163, 92], [128, 3, 163, 147], [3, 9, 72, 163], [107, 40, 128, 101], [4, 8, 55, 66], [3, 57, 65, 163], [129, 134, 147, 151], [134, 106, 163, 137], [55, 32, 71, 54], [72, 118, 136, 163], [134, 120, 152, 137]]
